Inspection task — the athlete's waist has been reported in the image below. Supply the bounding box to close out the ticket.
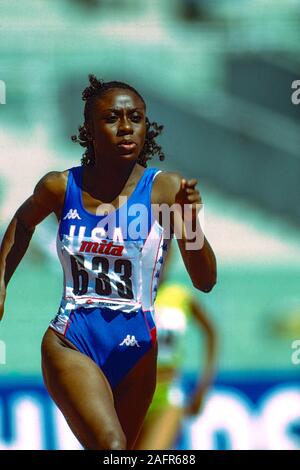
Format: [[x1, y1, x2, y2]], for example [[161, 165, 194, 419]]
[[61, 295, 142, 313]]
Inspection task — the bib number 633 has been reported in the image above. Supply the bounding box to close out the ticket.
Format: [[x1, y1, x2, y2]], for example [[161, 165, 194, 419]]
[[70, 255, 134, 300]]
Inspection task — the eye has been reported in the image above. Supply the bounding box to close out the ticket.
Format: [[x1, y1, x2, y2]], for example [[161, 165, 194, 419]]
[[131, 113, 142, 123], [105, 115, 118, 123]]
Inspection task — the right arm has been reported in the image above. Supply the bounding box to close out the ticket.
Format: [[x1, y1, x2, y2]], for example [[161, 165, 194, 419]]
[[0, 171, 66, 320], [185, 298, 217, 415]]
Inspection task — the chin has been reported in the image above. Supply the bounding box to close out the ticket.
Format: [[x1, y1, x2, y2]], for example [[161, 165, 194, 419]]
[[119, 152, 139, 161]]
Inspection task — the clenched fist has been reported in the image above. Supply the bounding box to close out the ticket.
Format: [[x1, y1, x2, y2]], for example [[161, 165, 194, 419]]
[[175, 178, 203, 222]]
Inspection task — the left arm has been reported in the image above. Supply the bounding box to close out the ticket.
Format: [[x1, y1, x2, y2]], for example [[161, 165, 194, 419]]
[[155, 172, 217, 292], [177, 235, 216, 292]]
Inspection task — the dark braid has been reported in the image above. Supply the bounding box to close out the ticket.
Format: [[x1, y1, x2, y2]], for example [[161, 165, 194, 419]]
[[71, 74, 165, 167]]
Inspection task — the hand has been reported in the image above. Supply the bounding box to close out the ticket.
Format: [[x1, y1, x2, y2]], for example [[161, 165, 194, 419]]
[[175, 179, 202, 222]]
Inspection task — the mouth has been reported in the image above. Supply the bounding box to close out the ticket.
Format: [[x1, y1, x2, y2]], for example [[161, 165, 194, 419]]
[[117, 140, 137, 153]]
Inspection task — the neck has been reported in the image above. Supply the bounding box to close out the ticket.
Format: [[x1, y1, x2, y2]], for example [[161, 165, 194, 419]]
[[83, 158, 141, 202]]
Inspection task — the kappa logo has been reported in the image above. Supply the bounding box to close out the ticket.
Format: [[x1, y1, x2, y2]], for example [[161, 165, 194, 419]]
[[119, 335, 140, 348], [63, 209, 81, 220]]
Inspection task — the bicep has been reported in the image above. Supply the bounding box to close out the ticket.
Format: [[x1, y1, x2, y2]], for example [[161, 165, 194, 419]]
[[15, 194, 53, 230], [15, 172, 61, 230], [152, 171, 182, 229]]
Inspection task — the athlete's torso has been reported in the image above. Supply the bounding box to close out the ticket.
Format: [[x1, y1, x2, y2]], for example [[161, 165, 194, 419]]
[[53, 165, 171, 327]]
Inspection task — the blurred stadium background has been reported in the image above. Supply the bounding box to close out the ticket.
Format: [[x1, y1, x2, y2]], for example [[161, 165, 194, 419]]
[[0, 0, 300, 450]]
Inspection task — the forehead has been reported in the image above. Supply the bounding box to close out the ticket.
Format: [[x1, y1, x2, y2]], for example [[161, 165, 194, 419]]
[[94, 88, 145, 111]]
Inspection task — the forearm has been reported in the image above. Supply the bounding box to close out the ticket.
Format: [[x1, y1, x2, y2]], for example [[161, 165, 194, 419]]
[[199, 331, 217, 388], [173, 201, 217, 292], [191, 300, 218, 391], [0, 174, 61, 320], [186, 329, 217, 415], [0, 215, 35, 288], [180, 235, 217, 292], [191, 331, 217, 411]]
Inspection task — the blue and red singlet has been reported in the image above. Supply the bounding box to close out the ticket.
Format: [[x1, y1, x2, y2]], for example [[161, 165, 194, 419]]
[[49, 165, 170, 388]]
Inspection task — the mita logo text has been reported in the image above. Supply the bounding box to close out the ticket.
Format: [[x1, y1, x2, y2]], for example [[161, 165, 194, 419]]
[[79, 240, 124, 256]]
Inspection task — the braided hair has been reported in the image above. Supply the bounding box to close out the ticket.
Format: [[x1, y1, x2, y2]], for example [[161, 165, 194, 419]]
[[71, 74, 165, 167]]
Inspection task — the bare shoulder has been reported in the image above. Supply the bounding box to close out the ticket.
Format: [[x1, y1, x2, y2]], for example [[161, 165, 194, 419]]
[[33, 169, 69, 211], [13, 170, 70, 229], [152, 170, 183, 205], [34, 170, 68, 194]]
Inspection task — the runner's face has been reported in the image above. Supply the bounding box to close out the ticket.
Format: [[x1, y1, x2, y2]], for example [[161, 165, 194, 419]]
[[89, 88, 146, 163]]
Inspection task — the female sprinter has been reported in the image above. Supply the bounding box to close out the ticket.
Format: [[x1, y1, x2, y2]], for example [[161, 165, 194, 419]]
[[0, 74, 217, 450]]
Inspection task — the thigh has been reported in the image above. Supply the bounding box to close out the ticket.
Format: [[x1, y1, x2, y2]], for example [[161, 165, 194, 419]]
[[113, 341, 158, 449], [41, 328, 126, 450]]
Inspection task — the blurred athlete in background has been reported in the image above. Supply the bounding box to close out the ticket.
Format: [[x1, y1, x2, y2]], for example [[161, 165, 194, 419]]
[[135, 246, 217, 450]]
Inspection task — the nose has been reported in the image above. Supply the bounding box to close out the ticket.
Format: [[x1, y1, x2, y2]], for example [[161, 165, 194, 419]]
[[117, 116, 133, 135]]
